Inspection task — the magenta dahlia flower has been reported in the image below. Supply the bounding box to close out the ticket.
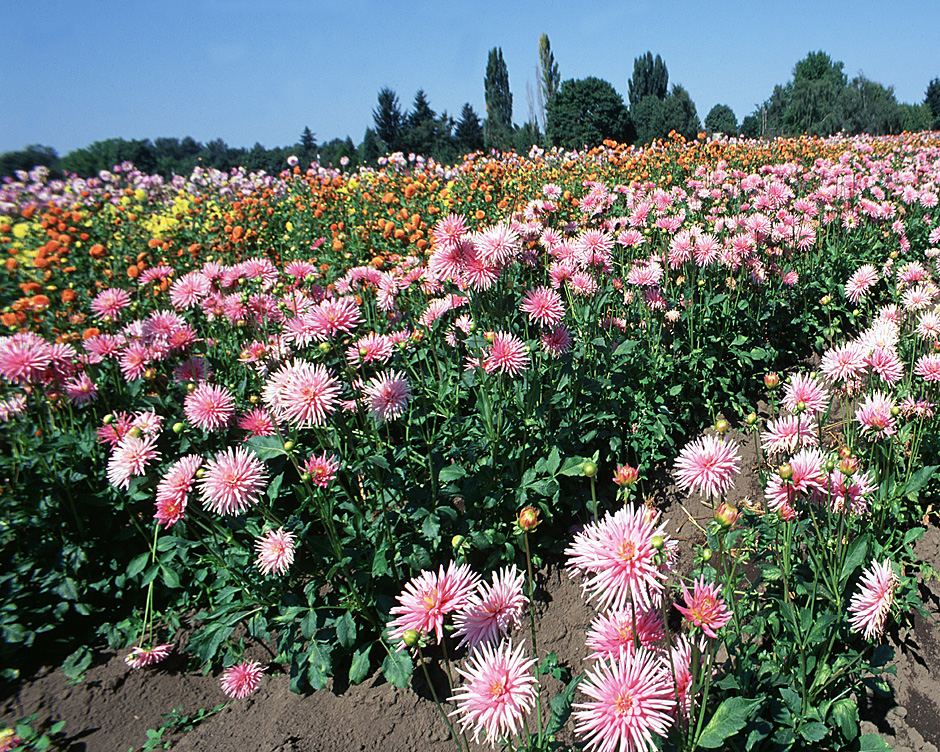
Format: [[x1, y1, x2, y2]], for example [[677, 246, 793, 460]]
[[220, 660, 265, 698]]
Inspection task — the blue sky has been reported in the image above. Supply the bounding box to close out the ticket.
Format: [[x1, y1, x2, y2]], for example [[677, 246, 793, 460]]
[[3, 0, 938, 155]]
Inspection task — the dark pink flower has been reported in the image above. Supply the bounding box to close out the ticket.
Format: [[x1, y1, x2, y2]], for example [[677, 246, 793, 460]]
[[675, 576, 731, 638], [220, 660, 265, 698]]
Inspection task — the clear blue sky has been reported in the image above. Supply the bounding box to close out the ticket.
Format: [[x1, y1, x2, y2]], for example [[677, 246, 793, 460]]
[[3, 0, 938, 155]]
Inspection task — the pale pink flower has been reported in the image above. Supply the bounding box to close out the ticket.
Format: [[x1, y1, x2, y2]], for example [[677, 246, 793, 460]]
[[107, 433, 160, 489], [855, 390, 897, 439], [387, 562, 480, 645], [915, 353, 940, 382], [263, 360, 341, 427], [782, 373, 829, 416], [484, 333, 530, 376], [761, 415, 818, 455], [0, 333, 53, 384], [566, 504, 670, 612], [585, 606, 665, 661], [220, 660, 265, 698], [237, 407, 277, 437], [916, 310, 940, 340], [845, 264, 878, 304], [199, 446, 267, 516], [674, 435, 740, 501], [573, 646, 674, 752], [119, 342, 151, 382], [453, 566, 528, 650], [520, 286, 564, 327], [820, 341, 867, 383], [255, 527, 296, 576], [431, 213, 468, 251], [184, 383, 235, 431], [449, 639, 537, 746], [309, 297, 362, 340], [675, 576, 731, 638], [849, 559, 899, 640], [154, 454, 203, 527], [303, 451, 339, 487], [364, 370, 411, 422], [90, 288, 132, 319], [346, 332, 393, 366], [866, 347, 903, 385], [475, 222, 520, 266], [125, 643, 173, 669]]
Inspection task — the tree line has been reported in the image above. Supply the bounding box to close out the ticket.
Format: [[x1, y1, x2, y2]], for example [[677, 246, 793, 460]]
[[3, 42, 939, 180]]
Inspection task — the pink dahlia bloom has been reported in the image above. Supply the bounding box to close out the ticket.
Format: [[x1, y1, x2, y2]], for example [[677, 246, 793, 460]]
[[0, 332, 54, 384], [346, 332, 393, 366], [573, 646, 674, 752], [90, 288, 132, 319], [585, 606, 665, 661], [154, 454, 203, 527], [255, 527, 297, 576], [848, 559, 899, 640], [364, 370, 412, 422], [663, 634, 710, 719], [760, 415, 818, 455], [855, 390, 897, 439], [483, 332, 530, 376], [302, 451, 339, 487], [449, 639, 536, 746], [184, 383, 235, 431], [566, 504, 670, 612], [262, 359, 341, 427], [674, 434, 740, 502], [453, 565, 528, 651], [866, 347, 903, 385], [915, 353, 940, 382], [236, 407, 277, 437], [541, 325, 571, 356], [64, 371, 98, 407], [387, 561, 480, 645], [844, 264, 878, 304], [675, 576, 732, 639], [520, 286, 564, 327], [820, 341, 867, 384], [220, 660, 265, 699], [107, 433, 160, 489], [124, 643, 173, 670], [475, 222, 520, 266], [782, 372, 829, 416], [308, 297, 362, 340], [199, 446, 267, 517]]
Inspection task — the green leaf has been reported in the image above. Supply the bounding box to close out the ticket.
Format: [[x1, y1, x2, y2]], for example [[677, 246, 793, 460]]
[[266, 472, 283, 503], [161, 565, 180, 589], [798, 721, 828, 742], [335, 612, 356, 649], [381, 649, 412, 688], [697, 697, 763, 748], [545, 675, 580, 738], [349, 645, 371, 685], [841, 535, 868, 585], [126, 552, 150, 579], [831, 697, 858, 742], [246, 435, 287, 460], [903, 527, 925, 546], [613, 339, 637, 358], [306, 642, 331, 690], [903, 464, 938, 500], [62, 645, 92, 683], [438, 464, 466, 483], [857, 733, 892, 751], [779, 687, 801, 714]]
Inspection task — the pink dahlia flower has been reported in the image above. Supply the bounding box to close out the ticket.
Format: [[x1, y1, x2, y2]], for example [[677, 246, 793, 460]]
[[184, 383, 235, 431], [255, 527, 297, 576], [453, 565, 528, 651], [674, 434, 740, 502], [675, 576, 732, 639], [125, 643, 173, 669], [199, 446, 267, 516], [387, 561, 480, 645], [220, 660, 265, 699], [364, 370, 412, 422], [848, 559, 899, 640]]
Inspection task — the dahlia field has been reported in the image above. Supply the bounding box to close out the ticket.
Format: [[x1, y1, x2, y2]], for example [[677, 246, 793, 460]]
[[1, 132, 939, 751]]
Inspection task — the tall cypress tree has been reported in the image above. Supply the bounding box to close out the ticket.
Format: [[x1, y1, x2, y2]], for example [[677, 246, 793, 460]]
[[628, 52, 669, 111], [484, 47, 513, 151], [539, 34, 560, 108]]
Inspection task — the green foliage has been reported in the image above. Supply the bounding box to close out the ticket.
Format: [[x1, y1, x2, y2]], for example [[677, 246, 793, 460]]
[[842, 75, 903, 136], [484, 47, 513, 151], [372, 87, 404, 154], [454, 103, 484, 155], [546, 77, 632, 149], [925, 77, 940, 129], [628, 51, 669, 111], [632, 85, 700, 145], [704, 103, 737, 136], [0, 144, 59, 179]]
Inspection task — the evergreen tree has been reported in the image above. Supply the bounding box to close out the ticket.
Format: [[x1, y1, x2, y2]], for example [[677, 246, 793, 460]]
[[898, 102, 932, 133], [454, 103, 485, 155], [784, 51, 847, 136], [300, 127, 317, 151], [484, 47, 513, 151], [631, 85, 700, 145], [0, 144, 59, 178], [372, 87, 404, 153], [704, 104, 737, 135], [740, 114, 761, 139], [358, 127, 383, 166], [403, 89, 438, 156], [925, 77, 940, 129], [628, 52, 669, 111]]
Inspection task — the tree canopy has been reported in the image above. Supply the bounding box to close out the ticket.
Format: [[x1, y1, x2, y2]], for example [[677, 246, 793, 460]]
[[704, 104, 738, 136], [484, 47, 513, 151], [628, 52, 669, 111], [546, 77, 631, 150]]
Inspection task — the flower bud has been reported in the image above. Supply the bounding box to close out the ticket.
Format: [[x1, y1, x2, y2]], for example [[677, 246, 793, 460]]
[[484, 330, 496, 343], [283, 441, 294, 452], [318, 342, 331, 354], [128, 426, 142, 439], [103, 413, 114, 425], [613, 464, 639, 487], [452, 534, 465, 549], [764, 372, 779, 390], [745, 412, 758, 427], [714, 418, 729, 435], [402, 629, 420, 647], [778, 463, 793, 481], [838, 445, 853, 460], [701, 548, 712, 562], [820, 294, 832, 306], [172, 422, 184, 434], [249, 395, 259, 404], [186, 382, 197, 393], [839, 457, 858, 477], [517, 506, 539, 532], [651, 534, 664, 550], [714, 501, 740, 530], [582, 461, 598, 478]]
